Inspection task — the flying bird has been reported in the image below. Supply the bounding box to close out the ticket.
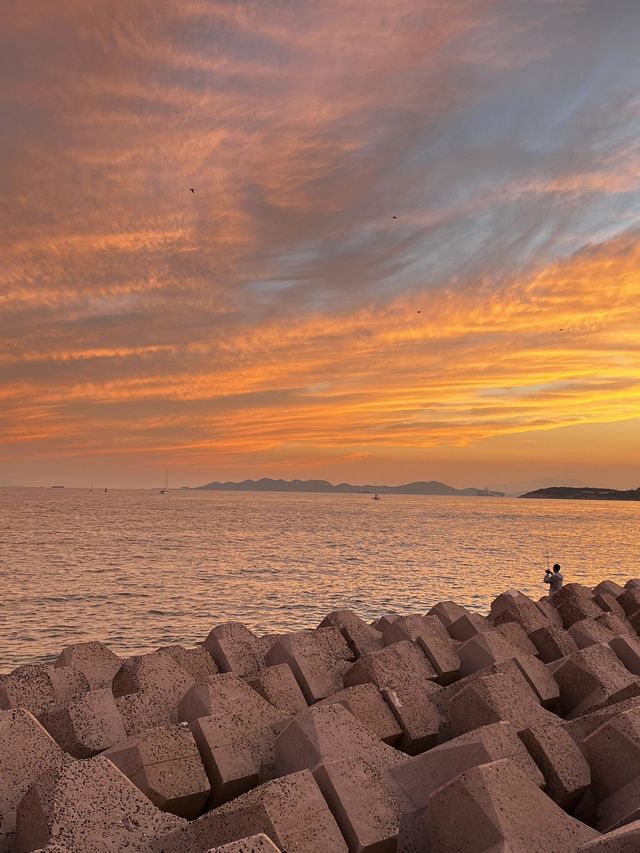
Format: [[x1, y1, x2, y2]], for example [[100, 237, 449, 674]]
[[190, 188, 196, 194], [392, 215, 398, 219]]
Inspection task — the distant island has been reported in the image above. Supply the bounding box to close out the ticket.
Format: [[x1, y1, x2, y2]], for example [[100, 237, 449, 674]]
[[195, 478, 504, 496], [521, 486, 640, 502]]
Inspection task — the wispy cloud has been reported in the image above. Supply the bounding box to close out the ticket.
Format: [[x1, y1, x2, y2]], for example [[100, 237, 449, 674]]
[[1, 0, 639, 485]]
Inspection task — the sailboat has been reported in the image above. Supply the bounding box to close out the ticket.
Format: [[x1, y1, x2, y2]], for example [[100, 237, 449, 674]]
[[372, 484, 381, 501], [160, 471, 169, 494]]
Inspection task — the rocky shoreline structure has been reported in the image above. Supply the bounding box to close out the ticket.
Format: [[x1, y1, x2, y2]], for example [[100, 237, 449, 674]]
[[3, 581, 640, 851]]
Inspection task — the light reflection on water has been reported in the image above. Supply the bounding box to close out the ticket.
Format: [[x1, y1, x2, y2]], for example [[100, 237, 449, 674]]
[[1, 488, 638, 669]]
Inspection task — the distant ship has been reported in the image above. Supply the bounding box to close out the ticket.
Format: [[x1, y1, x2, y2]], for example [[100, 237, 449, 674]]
[[372, 485, 381, 501], [51, 485, 65, 489], [160, 471, 169, 495]]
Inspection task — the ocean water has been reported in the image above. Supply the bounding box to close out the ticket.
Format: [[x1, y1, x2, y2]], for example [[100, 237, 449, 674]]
[[1, 487, 638, 670]]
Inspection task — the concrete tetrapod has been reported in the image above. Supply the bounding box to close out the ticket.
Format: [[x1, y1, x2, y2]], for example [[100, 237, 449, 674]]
[[248, 664, 308, 716], [401, 757, 598, 853], [388, 721, 545, 851], [266, 628, 353, 704], [319, 610, 384, 658], [318, 683, 403, 744], [382, 615, 460, 685], [448, 670, 559, 736], [112, 651, 195, 722], [149, 769, 348, 853], [54, 641, 121, 689], [15, 754, 185, 853], [578, 819, 640, 852], [0, 665, 89, 718], [529, 624, 579, 663], [0, 709, 72, 853], [157, 645, 219, 680], [104, 724, 211, 819], [553, 644, 640, 718], [180, 674, 285, 805], [206, 836, 281, 852], [271, 703, 405, 853], [39, 687, 126, 758], [519, 723, 591, 810], [344, 641, 443, 754], [456, 631, 559, 707], [583, 706, 640, 832], [202, 623, 264, 677]]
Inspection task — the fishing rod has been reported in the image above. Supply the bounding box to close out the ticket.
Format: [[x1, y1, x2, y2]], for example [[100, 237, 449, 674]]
[[542, 517, 550, 573]]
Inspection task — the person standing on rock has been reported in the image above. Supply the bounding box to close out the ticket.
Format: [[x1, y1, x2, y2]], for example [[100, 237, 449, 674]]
[[544, 563, 563, 598]]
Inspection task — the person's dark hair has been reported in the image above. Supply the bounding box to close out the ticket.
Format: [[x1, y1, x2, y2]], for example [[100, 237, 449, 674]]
[[553, 563, 561, 572]]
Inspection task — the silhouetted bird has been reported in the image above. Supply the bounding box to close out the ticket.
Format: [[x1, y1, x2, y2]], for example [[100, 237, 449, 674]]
[[392, 215, 397, 219], [190, 188, 196, 194], [417, 310, 421, 314]]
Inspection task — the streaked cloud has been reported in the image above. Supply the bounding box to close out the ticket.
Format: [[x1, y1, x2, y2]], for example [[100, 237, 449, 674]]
[[1, 0, 639, 487]]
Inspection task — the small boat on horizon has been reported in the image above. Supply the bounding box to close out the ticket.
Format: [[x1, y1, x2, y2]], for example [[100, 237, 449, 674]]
[[372, 485, 381, 501], [160, 471, 169, 494]]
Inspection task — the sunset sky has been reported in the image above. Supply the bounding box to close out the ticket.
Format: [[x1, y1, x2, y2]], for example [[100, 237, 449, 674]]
[[1, 0, 639, 491]]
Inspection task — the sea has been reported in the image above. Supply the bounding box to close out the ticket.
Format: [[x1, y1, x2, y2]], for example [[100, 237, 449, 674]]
[[1, 487, 638, 670]]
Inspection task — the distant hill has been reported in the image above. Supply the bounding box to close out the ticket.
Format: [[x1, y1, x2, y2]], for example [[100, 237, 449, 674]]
[[196, 478, 504, 496], [521, 486, 640, 502]]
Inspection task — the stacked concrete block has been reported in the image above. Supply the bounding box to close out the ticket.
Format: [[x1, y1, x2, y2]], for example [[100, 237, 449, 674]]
[[583, 706, 640, 831], [390, 721, 545, 850], [149, 770, 348, 853], [39, 687, 126, 758], [495, 619, 539, 656], [115, 691, 174, 736], [537, 597, 564, 626], [104, 725, 210, 818], [403, 758, 598, 853], [561, 695, 640, 750], [265, 628, 352, 704], [492, 599, 550, 635], [319, 610, 384, 657], [202, 623, 264, 677], [617, 587, 640, 617], [344, 641, 443, 753], [457, 631, 559, 707], [158, 644, 219, 680], [382, 615, 460, 685], [0, 664, 88, 717], [0, 709, 72, 852], [272, 703, 404, 853], [112, 651, 195, 722], [207, 836, 281, 852], [446, 610, 490, 642], [593, 592, 626, 619], [597, 613, 635, 637], [529, 623, 579, 662], [578, 819, 640, 851], [593, 580, 625, 599], [318, 683, 403, 744], [180, 674, 285, 805], [15, 754, 184, 853], [54, 641, 122, 689], [553, 585, 604, 628], [248, 664, 308, 715], [449, 669, 559, 736], [426, 599, 470, 628], [570, 620, 618, 649], [553, 644, 640, 718], [520, 723, 591, 809], [371, 614, 399, 632], [14, 581, 640, 852]]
